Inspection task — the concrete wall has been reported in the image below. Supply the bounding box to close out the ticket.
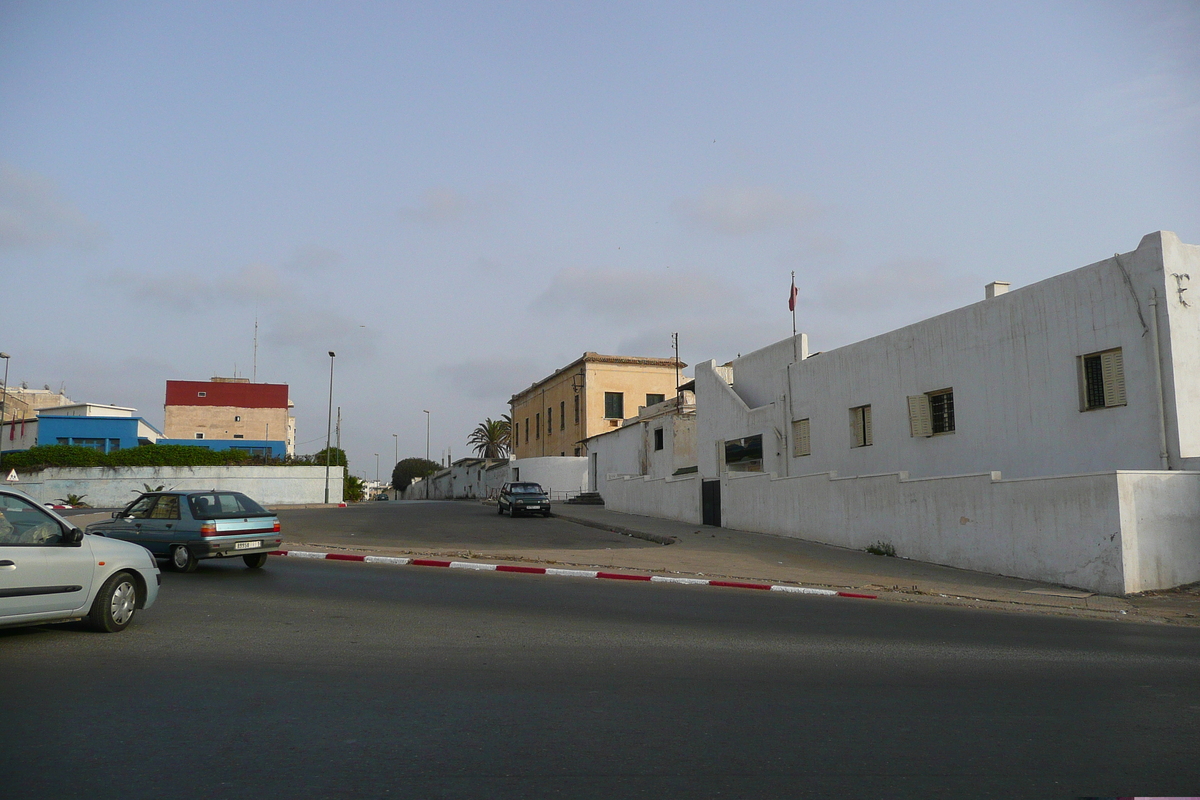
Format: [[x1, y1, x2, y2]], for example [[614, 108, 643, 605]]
[[1117, 471, 1200, 593], [602, 473, 702, 524], [12, 465, 344, 506], [509, 457, 588, 498], [0, 417, 38, 453], [404, 460, 509, 500]]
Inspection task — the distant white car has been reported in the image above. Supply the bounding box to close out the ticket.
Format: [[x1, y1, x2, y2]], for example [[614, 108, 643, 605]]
[[0, 488, 160, 632]]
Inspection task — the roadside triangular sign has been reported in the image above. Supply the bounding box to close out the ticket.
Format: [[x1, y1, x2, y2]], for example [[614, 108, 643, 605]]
[[5, 469, 17, 482]]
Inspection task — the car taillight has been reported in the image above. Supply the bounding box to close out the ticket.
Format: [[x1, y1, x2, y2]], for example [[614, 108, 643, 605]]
[[273, 520, 280, 533], [200, 522, 218, 536]]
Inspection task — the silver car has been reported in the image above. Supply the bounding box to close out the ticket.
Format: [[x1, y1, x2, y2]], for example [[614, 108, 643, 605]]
[[0, 488, 160, 633]]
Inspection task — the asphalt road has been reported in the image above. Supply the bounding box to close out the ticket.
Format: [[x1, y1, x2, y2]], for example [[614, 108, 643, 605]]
[[277, 499, 662, 553], [3, 554, 1199, 799]]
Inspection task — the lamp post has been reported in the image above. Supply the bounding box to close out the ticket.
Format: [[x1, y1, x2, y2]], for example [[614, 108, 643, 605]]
[[0, 353, 9, 470], [324, 351, 335, 504], [391, 433, 398, 498], [423, 409, 430, 462], [374, 453, 379, 484]]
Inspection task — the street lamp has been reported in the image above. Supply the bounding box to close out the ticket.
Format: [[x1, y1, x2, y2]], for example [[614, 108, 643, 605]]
[[324, 351, 336, 504], [374, 453, 379, 484], [392, 433, 398, 498], [0, 353, 9, 470], [423, 409, 430, 462]]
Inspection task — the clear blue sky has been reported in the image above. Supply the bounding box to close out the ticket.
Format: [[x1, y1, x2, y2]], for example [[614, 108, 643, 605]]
[[2, 1, 1197, 476]]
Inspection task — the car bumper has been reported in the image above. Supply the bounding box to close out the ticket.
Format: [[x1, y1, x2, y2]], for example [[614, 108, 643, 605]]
[[191, 538, 283, 559]]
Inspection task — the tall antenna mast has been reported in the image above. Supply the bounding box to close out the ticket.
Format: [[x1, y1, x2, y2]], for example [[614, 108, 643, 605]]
[[671, 332, 680, 408], [252, 312, 259, 383]]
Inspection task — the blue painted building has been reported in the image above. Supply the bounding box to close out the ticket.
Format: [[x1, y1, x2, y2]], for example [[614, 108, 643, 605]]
[[156, 439, 286, 458], [37, 404, 162, 454]]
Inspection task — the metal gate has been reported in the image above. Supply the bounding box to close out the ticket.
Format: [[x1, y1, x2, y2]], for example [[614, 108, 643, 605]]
[[701, 480, 721, 527]]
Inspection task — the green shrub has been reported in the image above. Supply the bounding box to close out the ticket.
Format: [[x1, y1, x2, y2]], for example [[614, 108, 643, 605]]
[[2, 443, 280, 472], [865, 540, 897, 557]]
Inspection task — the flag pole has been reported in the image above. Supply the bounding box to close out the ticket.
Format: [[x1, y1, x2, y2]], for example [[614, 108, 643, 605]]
[[790, 271, 797, 363]]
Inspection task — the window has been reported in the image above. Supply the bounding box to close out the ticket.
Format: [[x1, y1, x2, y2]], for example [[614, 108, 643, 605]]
[[849, 405, 873, 447], [724, 435, 764, 472], [515, 421, 520, 445], [908, 389, 954, 437], [573, 447, 580, 456], [0, 493, 65, 545], [604, 392, 624, 419], [646, 393, 665, 407], [195, 432, 205, 439], [235, 415, 241, 422], [560, 401, 565, 431], [149, 495, 180, 520], [547, 407, 552, 433], [653, 428, 664, 451], [535, 413, 540, 439], [524, 418, 529, 444], [1080, 348, 1126, 410], [197, 391, 206, 397], [792, 419, 811, 457], [574, 395, 580, 424], [233, 434, 244, 439]]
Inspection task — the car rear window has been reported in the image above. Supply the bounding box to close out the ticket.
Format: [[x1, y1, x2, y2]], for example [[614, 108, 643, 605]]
[[188, 492, 270, 519]]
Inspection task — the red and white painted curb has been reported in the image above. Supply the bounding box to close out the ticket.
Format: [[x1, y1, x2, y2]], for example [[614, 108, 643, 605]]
[[271, 550, 877, 600]]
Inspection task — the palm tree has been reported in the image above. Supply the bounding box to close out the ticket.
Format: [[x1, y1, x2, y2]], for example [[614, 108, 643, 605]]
[[468, 416, 510, 459]]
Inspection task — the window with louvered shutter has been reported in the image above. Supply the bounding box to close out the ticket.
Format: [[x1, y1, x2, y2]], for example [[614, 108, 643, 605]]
[[849, 405, 872, 447], [907, 395, 932, 437], [1081, 348, 1126, 410], [792, 418, 810, 457]]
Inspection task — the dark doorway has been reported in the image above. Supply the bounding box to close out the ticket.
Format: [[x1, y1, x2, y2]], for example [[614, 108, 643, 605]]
[[701, 480, 721, 527]]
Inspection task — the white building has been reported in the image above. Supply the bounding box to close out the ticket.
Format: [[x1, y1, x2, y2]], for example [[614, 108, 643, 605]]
[[591, 231, 1200, 595]]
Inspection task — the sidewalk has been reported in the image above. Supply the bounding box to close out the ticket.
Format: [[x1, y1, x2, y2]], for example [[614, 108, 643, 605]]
[[290, 501, 1200, 626], [557, 506, 1200, 625]]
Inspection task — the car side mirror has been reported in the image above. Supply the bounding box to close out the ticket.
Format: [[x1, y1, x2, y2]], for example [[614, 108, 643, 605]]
[[62, 527, 84, 546], [111, 511, 121, 519]]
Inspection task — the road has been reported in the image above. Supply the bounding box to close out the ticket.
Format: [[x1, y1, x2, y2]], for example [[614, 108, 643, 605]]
[[3, 543, 1199, 798]]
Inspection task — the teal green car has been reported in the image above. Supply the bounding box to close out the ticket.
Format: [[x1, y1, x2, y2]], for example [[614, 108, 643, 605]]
[[86, 490, 281, 573]]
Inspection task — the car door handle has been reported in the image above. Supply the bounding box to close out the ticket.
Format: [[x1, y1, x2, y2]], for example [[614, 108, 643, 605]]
[[0, 560, 16, 570]]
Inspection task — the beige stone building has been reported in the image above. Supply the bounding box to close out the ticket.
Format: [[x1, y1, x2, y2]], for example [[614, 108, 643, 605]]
[[163, 377, 296, 456], [509, 353, 684, 460]]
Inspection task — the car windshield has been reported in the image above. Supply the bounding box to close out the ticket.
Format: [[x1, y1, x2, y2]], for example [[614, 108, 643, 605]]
[[188, 492, 270, 519], [510, 484, 544, 494]]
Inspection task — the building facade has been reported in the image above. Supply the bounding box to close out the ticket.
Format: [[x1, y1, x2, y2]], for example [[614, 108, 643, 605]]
[[592, 231, 1200, 594], [33, 403, 162, 454], [163, 378, 295, 456], [508, 353, 684, 460]]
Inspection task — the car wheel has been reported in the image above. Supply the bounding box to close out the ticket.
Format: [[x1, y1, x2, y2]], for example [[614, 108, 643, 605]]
[[87, 571, 138, 633], [170, 544, 198, 573], [243, 552, 268, 569]]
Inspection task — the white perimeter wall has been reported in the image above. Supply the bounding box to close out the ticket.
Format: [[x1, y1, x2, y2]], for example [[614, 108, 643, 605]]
[[510, 457, 587, 498], [13, 465, 344, 506], [599, 465, 1200, 594]]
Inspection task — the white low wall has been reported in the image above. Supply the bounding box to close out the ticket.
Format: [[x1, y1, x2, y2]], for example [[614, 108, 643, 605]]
[[601, 466, 1200, 594], [601, 473, 703, 524], [509, 457, 587, 499], [12, 465, 345, 506]]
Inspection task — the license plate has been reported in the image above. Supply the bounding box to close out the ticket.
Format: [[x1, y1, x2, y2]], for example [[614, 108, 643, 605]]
[[235, 540, 262, 550]]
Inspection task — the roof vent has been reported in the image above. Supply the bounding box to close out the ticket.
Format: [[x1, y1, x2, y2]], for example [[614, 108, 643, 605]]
[[986, 281, 1010, 299]]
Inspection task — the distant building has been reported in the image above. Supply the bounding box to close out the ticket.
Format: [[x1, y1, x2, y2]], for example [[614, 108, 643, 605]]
[[508, 353, 684, 460], [161, 377, 295, 457], [33, 403, 162, 454]]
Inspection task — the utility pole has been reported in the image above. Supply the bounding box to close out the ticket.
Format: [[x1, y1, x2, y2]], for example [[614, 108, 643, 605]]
[[324, 351, 335, 504]]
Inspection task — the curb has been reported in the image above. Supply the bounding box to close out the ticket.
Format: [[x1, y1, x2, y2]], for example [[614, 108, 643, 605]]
[[551, 512, 678, 546], [271, 549, 877, 600]]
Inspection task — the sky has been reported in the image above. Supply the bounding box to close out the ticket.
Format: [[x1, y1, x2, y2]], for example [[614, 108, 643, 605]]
[[1, 1, 1197, 479]]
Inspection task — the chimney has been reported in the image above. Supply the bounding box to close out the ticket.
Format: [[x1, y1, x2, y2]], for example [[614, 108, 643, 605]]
[[985, 281, 1010, 299]]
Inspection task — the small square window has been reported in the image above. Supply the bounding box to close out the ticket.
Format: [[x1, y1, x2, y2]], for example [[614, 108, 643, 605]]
[[908, 389, 955, 437], [197, 392, 206, 397], [646, 393, 665, 407], [234, 415, 241, 422], [195, 432, 205, 439], [233, 434, 244, 439], [1080, 348, 1126, 410], [653, 428, 664, 451]]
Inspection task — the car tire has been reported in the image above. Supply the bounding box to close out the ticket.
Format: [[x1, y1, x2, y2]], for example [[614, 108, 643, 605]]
[[170, 544, 198, 573], [243, 552, 268, 569], [87, 571, 138, 633]]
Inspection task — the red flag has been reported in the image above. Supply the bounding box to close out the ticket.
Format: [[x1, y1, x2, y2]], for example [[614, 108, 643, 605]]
[[788, 278, 798, 312]]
